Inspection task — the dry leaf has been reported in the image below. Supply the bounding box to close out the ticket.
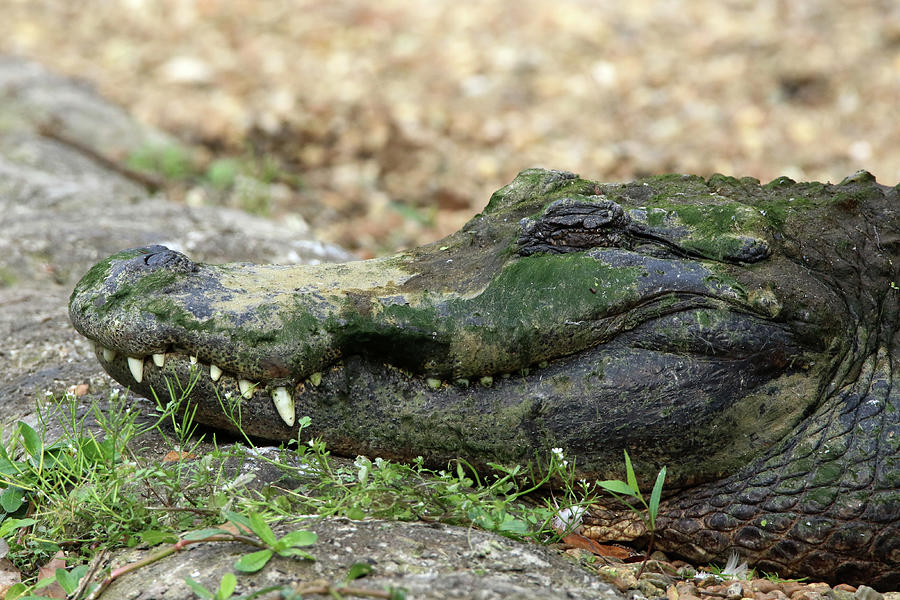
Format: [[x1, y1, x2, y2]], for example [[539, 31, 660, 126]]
[[163, 451, 196, 462], [37, 551, 67, 599], [561, 533, 632, 559], [67, 383, 90, 397], [0, 557, 22, 595]]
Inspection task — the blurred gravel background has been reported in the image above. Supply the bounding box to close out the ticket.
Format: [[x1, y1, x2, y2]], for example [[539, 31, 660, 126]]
[[3, 0, 899, 256]]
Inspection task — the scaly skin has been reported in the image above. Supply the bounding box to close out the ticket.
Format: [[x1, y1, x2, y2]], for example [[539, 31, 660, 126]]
[[69, 169, 899, 588]]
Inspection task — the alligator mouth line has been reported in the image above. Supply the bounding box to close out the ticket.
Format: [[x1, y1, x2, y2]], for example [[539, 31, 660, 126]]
[[91, 341, 538, 429]]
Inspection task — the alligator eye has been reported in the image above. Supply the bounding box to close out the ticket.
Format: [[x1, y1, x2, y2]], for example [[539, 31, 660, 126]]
[[140, 246, 198, 273]]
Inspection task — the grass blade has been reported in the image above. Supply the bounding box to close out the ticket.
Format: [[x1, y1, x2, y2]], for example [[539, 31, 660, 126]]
[[597, 479, 639, 498], [649, 466, 666, 527], [18, 422, 43, 461], [623, 450, 639, 494]]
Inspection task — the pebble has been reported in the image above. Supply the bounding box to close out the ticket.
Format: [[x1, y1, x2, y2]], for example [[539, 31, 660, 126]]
[[594, 561, 895, 600]]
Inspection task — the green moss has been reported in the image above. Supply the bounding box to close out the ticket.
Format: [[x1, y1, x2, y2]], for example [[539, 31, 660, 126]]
[[330, 297, 445, 372], [680, 235, 756, 262], [664, 203, 749, 237], [103, 270, 179, 313], [483, 169, 592, 214], [838, 170, 877, 185], [0, 266, 18, 287], [811, 462, 842, 486], [322, 253, 643, 377], [707, 173, 744, 188], [829, 186, 883, 210], [70, 248, 146, 302], [145, 297, 218, 333], [764, 176, 797, 189], [645, 173, 706, 186], [646, 208, 668, 228], [462, 253, 640, 322]]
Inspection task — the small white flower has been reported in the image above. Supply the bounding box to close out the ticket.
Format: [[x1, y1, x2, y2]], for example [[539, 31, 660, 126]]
[[551, 505, 586, 534], [551, 447, 564, 460], [308, 439, 316, 447]]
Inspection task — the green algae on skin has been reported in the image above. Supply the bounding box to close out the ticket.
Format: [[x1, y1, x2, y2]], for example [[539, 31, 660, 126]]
[[68, 247, 145, 308], [328, 252, 644, 378]]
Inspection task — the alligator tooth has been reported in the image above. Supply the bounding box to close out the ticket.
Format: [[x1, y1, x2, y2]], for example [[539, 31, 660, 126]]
[[152, 353, 165, 367], [190, 355, 198, 365], [102, 347, 116, 362], [271, 386, 295, 427], [426, 378, 441, 390], [308, 372, 322, 387], [479, 376, 493, 387], [127, 357, 144, 383], [238, 379, 256, 399], [210, 364, 222, 381]]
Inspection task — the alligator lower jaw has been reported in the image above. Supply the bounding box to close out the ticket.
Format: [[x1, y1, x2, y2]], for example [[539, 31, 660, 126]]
[[91, 343, 301, 428]]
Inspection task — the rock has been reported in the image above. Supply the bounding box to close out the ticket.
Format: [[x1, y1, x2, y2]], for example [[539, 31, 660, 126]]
[[753, 580, 781, 594], [101, 519, 620, 600], [637, 578, 665, 597], [675, 582, 699, 597], [855, 586, 885, 600]]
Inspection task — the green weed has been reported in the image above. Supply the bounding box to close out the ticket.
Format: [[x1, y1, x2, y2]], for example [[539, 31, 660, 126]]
[[126, 143, 194, 180], [0, 375, 669, 598], [597, 450, 667, 579], [124, 142, 302, 217]]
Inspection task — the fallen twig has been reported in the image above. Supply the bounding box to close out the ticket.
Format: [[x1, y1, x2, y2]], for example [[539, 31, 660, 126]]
[[36, 121, 165, 192], [289, 579, 398, 599], [83, 534, 265, 600]]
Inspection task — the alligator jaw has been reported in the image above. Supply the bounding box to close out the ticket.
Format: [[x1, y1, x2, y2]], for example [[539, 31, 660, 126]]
[[91, 343, 305, 427]]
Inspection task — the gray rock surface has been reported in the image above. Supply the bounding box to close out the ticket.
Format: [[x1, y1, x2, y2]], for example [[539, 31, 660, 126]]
[[104, 519, 620, 600], [0, 56, 621, 600]]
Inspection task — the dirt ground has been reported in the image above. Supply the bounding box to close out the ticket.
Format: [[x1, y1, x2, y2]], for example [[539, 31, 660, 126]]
[[3, 0, 899, 256]]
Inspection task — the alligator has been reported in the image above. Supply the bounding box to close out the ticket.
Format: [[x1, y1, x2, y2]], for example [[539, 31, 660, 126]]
[[69, 168, 899, 588]]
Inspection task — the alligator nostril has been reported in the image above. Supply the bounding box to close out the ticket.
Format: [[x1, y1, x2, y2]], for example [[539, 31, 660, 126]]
[[140, 246, 198, 273]]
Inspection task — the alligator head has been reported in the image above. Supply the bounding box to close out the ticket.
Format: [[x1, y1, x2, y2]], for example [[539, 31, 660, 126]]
[[70, 169, 899, 586]]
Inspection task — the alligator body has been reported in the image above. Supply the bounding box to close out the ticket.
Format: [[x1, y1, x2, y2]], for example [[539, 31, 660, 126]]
[[70, 169, 899, 587]]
